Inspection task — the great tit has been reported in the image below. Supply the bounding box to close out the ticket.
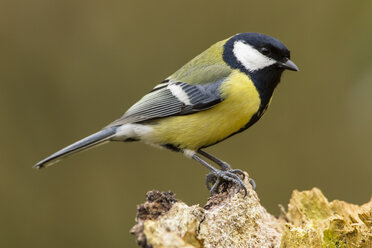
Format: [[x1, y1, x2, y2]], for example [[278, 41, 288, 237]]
[[34, 32, 298, 195]]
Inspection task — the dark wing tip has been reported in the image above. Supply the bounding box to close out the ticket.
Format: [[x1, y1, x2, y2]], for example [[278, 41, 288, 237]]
[[33, 160, 47, 170], [33, 156, 62, 170]]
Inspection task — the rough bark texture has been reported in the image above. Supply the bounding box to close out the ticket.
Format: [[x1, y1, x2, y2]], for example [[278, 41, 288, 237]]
[[131, 173, 372, 248]]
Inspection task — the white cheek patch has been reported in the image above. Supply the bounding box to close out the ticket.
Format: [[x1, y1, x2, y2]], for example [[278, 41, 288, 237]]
[[114, 123, 153, 140], [233, 41, 276, 72], [167, 83, 191, 105]]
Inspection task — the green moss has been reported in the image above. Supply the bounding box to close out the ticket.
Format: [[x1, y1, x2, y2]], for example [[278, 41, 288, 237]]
[[296, 191, 331, 221], [323, 229, 346, 248]]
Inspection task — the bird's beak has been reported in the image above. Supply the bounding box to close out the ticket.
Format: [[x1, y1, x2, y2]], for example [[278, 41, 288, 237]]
[[277, 59, 299, 71]]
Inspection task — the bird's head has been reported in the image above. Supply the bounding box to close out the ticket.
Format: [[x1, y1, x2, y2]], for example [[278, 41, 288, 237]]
[[223, 33, 298, 73]]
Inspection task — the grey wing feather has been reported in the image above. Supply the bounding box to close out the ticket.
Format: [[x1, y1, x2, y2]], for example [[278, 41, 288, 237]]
[[106, 80, 225, 127], [122, 88, 183, 123]]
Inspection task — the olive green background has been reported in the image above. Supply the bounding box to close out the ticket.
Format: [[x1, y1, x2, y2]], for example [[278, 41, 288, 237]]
[[1, 0, 372, 247]]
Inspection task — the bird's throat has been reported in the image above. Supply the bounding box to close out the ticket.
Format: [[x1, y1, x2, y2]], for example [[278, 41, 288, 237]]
[[248, 66, 283, 109]]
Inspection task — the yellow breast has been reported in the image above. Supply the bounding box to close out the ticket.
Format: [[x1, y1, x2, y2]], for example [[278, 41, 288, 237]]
[[149, 70, 261, 150]]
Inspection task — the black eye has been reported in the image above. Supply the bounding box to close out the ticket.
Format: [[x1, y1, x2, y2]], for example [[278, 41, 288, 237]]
[[260, 47, 271, 56]]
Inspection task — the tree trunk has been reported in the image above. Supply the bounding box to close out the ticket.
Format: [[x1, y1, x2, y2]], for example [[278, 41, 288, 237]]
[[130, 172, 372, 248]]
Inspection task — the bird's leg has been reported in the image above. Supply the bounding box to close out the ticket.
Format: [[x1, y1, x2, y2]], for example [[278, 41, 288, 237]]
[[197, 149, 256, 191], [197, 149, 232, 171], [191, 153, 247, 196]]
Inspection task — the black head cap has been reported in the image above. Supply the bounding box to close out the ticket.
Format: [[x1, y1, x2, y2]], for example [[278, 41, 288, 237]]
[[223, 33, 298, 72]]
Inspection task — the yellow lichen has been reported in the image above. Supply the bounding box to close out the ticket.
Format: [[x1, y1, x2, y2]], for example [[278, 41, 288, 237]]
[[281, 188, 372, 248]]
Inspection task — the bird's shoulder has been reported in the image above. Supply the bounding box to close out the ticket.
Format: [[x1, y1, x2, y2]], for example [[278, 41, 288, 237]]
[[167, 39, 232, 85]]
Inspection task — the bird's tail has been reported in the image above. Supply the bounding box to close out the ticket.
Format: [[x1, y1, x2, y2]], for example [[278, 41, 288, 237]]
[[33, 126, 118, 169]]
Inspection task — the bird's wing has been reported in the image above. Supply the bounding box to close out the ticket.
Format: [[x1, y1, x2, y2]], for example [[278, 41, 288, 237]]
[[106, 76, 228, 127], [106, 40, 232, 127]]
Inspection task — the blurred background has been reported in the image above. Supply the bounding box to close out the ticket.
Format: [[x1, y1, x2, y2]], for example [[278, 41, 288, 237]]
[[1, 0, 372, 247]]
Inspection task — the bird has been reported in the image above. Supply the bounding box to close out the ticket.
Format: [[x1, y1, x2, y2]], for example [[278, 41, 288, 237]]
[[34, 32, 298, 196]]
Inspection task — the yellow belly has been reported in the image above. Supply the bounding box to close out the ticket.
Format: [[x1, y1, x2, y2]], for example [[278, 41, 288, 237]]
[[148, 70, 261, 150]]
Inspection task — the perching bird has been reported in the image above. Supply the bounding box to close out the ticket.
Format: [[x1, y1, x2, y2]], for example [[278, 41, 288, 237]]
[[34, 32, 298, 195]]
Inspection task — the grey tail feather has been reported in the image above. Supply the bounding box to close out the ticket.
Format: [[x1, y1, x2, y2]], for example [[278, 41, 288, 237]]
[[33, 126, 118, 169]]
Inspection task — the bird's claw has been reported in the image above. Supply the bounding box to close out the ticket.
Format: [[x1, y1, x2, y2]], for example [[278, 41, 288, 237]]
[[205, 173, 217, 190], [206, 169, 247, 196], [249, 178, 256, 190], [229, 169, 245, 180]]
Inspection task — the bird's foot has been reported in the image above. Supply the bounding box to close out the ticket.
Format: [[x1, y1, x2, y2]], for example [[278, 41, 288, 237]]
[[206, 169, 247, 196], [249, 178, 256, 191]]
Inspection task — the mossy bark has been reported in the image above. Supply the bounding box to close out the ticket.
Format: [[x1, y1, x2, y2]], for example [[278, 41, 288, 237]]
[[131, 173, 372, 248]]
